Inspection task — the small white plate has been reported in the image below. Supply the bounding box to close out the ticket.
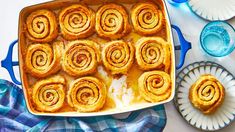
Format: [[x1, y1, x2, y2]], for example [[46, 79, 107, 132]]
[[174, 61, 235, 131], [188, 0, 235, 21]]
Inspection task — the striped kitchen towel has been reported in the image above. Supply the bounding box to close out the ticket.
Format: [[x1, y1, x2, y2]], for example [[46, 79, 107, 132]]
[[0, 79, 166, 132]]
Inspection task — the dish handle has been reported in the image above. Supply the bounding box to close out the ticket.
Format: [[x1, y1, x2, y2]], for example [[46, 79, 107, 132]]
[[171, 25, 191, 70], [1, 40, 21, 85]]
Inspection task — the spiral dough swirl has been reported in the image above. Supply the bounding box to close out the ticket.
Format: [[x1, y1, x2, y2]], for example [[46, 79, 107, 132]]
[[138, 71, 171, 102], [26, 9, 58, 42], [32, 76, 66, 112], [189, 74, 225, 114], [67, 76, 107, 112], [59, 5, 95, 40], [135, 37, 171, 72], [25, 42, 63, 78], [131, 2, 163, 36], [102, 40, 134, 74], [96, 3, 131, 39], [62, 40, 100, 77]]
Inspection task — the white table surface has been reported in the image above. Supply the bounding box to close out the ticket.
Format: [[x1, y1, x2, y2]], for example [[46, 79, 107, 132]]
[[0, 1, 234, 132]]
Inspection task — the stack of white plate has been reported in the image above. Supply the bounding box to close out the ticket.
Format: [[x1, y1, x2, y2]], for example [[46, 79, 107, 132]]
[[188, 0, 235, 21]]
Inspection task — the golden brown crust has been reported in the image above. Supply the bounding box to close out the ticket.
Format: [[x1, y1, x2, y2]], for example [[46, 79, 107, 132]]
[[189, 74, 225, 114], [20, 1, 173, 114], [62, 40, 100, 77], [138, 70, 171, 102], [131, 2, 163, 36], [26, 9, 58, 42], [102, 40, 134, 75], [25, 42, 63, 78], [32, 76, 66, 112], [135, 37, 171, 72], [95, 3, 131, 39], [59, 4, 95, 40], [67, 76, 107, 112]]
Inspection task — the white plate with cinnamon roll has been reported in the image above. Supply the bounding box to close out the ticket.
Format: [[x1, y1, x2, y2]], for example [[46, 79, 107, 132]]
[[174, 61, 235, 131], [0, 0, 190, 116]]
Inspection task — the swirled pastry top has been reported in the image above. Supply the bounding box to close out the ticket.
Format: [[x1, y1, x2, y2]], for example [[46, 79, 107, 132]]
[[138, 70, 171, 102], [102, 40, 134, 75], [25, 42, 63, 78], [62, 40, 100, 77], [131, 2, 163, 36], [59, 5, 95, 40], [32, 75, 66, 112], [67, 76, 107, 112], [95, 3, 131, 39], [135, 37, 171, 72], [189, 74, 225, 114], [25, 9, 58, 42]]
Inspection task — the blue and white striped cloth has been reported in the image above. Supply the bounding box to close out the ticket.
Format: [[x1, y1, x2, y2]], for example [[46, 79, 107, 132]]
[[0, 79, 166, 132]]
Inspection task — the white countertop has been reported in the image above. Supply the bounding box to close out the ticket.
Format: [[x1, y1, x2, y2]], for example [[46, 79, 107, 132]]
[[164, 1, 235, 132], [0, 1, 234, 132]]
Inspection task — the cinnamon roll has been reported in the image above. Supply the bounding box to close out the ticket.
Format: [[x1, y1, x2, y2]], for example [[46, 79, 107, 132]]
[[95, 3, 131, 39], [135, 37, 171, 72], [32, 76, 66, 112], [26, 9, 58, 42], [102, 40, 134, 75], [25, 42, 63, 78], [67, 76, 106, 112], [189, 74, 225, 114], [138, 71, 171, 102], [59, 5, 95, 40], [131, 2, 163, 36], [62, 40, 100, 77]]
